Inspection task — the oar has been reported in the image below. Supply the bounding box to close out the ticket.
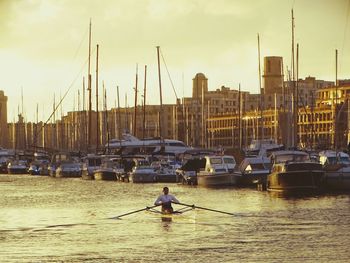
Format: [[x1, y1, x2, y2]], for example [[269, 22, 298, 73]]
[[109, 204, 159, 219], [173, 202, 236, 216]]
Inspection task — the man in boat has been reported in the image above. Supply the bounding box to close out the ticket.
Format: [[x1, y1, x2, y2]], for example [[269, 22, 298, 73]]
[[154, 186, 179, 214]]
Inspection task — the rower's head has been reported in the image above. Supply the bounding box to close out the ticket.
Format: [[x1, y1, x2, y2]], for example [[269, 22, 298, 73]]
[[163, 187, 169, 195]]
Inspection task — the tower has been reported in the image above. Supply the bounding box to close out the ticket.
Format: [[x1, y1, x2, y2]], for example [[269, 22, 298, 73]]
[[192, 73, 208, 98], [263, 56, 284, 94]]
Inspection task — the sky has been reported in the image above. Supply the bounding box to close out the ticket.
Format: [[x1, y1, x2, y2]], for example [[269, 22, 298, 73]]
[[0, 0, 349, 122]]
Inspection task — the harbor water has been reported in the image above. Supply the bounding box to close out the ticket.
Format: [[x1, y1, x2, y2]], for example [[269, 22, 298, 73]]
[[0, 174, 349, 262]]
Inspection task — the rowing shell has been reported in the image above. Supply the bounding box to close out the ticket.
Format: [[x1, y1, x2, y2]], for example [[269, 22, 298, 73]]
[[146, 208, 185, 222]]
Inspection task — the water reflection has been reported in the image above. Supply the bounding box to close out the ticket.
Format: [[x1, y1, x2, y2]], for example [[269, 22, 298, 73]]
[[0, 174, 349, 262]]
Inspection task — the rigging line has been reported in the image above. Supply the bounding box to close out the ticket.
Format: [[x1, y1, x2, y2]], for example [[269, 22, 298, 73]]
[[159, 48, 178, 100], [34, 47, 97, 143], [72, 26, 89, 61]]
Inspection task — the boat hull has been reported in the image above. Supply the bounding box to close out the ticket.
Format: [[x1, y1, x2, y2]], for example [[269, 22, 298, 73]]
[[94, 170, 117, 181], [55, 169, 81, 178], [81, 170, 94, 180], [236, 171, 269, 186], [267, 171, 324, 193], [156, 173, 177, 183], [130, 172, 157, 183], [8, 168, 27, 174], [197, 172, 235, 187], [323, 171, 350, 191]]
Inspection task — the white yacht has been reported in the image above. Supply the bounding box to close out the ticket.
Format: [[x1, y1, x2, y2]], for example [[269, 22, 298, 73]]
[[107, 133, 192, 155]]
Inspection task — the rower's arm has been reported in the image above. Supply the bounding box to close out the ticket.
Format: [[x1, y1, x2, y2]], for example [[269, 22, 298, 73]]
[[154, 196, 162, 205], [171, 195, 179, 204]]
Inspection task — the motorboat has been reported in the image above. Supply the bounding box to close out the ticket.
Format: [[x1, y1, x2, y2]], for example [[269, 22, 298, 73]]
[[48, 152, 72, 177], [7, 159, 28, 174], [81, 154, 103, 180], [267, 150, 324, 193], [55, 160, 82, 178], [129, 158, 157, 183], [93, 159, 117, 181], [152, 160, 182, 183], [318, 150, 350, 191], [235, 156, 271, 186], [197, 155, 237, 187], [28, 152, 50, 176], [175, 149, 217, 185], [28, 159, 50, 175], [109, 157, 127, 181], [0, 148, 15, 174], [176, 158, 205, 185]]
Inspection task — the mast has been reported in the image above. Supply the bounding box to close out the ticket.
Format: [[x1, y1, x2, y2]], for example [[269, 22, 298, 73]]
[[296, 43, 299, 147], [60, 94, 64, 150], [77, 89, 80, 151], [53, 94, 56, 149], [117, 86, 122, 146], [208, 100, 211, 148], [14, 114, 16, 152], [87, 19, 92, 152], [104, 82, 110, 153], [238, 84, 242, 149], [143, 65, 147, 139], [291, 9, 297, 148], [96, 44, 99, 153], [42, 105, 45, 149], [35, 103, 38, 149], [201, 80, 205, 148], [133, 64, 138, 137], [21, 87, 27, 150], [335, 49, 338, 149], [274, 93, 278, 143], [82, 77, 86, 151], [182, 72, 187, 144], [156, 46, 163, 139], [125, 93, 129, 132], [257, 33, 264, 141]]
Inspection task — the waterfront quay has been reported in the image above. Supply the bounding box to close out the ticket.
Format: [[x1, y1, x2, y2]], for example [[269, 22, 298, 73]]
[[2, 66, 350, 153]]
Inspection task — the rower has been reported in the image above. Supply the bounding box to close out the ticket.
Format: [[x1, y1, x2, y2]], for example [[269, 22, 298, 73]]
[[154, 186, 179, 213]]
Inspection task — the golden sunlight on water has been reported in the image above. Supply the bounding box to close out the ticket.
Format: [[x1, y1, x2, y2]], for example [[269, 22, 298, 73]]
[[0, 174, 349, 262]]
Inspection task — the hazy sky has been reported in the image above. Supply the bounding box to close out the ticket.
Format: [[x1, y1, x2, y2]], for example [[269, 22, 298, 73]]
[[0, 0, 349, 122]]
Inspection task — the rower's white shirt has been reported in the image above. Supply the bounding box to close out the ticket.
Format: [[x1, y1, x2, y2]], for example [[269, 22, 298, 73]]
[[154, 194, 179, 205]]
